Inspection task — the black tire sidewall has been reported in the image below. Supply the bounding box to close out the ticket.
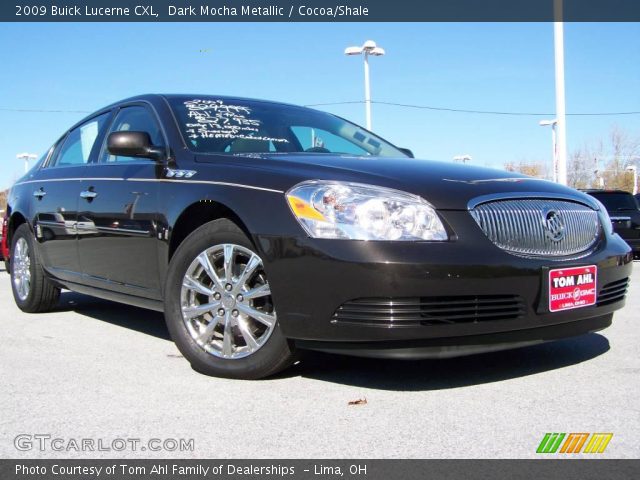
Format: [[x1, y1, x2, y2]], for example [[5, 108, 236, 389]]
[[164, 219, 294, 379]]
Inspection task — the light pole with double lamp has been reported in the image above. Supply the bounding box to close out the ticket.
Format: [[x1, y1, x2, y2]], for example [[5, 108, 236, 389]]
[[345, 40, 385, 131], [16, 152, 37, 173]]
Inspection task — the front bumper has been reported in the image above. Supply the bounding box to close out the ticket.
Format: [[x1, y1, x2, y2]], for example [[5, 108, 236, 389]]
[[295, 313, 612, 359], [257, 211, 633, 354]]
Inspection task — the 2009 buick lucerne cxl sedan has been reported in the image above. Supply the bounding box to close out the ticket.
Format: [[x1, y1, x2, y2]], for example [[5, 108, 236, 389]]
[[6, 94, 633, 379]]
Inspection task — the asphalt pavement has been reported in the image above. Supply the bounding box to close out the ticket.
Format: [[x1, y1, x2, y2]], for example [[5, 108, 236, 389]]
[[1, 262, 638, 459]]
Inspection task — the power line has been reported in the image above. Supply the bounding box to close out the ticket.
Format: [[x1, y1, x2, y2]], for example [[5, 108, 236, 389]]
[[0, 107, 91, 114], [2, 102, 640, 117], [304, 101, 640, 117]]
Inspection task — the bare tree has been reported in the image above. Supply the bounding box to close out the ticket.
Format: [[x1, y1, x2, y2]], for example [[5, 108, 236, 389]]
[[504, 160, 546, 178], [0, 189, 8, 213], [567, 126, 639, 192], [601, 127, 639, 191], [568, 141, 602, 189]]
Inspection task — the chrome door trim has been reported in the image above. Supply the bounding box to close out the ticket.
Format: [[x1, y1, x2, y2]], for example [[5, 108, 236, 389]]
[[14, 177, 284, 194]]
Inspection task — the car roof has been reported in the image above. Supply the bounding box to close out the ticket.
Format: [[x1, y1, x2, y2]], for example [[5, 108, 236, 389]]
[[160, 93, 305, 109], [580, 189, 634, 195]]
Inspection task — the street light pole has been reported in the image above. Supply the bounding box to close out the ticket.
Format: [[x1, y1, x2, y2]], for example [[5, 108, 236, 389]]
[[626, 165, 638, 195], [539, 119, 558, 182], [363, 51, 371, 131], [453, 154, 472, 164], [16, 152, 37, 173], [553, 0, 568, 185], [345, 40, 385, 131]]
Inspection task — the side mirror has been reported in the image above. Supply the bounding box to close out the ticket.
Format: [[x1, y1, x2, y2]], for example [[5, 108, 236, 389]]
[[107, 131, 165, 161], [399, 148, 414, 158]]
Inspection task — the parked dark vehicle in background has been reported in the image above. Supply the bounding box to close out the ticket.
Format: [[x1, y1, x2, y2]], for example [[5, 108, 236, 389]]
[[6, 94, 633, 379], [582, 189, 640, 259]]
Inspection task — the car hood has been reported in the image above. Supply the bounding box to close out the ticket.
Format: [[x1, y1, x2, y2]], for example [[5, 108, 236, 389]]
[[195, 153, 598, 211]]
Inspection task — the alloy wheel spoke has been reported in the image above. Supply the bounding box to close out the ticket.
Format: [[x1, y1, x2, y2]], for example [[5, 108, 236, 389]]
[[182, 301, 220, 319], [242, 283, 271, 300], [237, 317, 259, 351], [222, 313, 234, 357], [183, 274, 214, 296], [197, 317, 220, 344], [223, 244, 235, 284], [197, 252, 224, 291], [237, 304, 276, 328], [235, 255, 261, 292]]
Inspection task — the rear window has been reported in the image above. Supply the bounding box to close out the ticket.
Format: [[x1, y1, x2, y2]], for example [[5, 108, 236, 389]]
[[589, 192, 638, 211]]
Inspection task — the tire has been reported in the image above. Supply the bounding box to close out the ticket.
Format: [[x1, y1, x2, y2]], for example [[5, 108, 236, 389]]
[[10, 224, 60, 313], [164, 218, 296, 379]]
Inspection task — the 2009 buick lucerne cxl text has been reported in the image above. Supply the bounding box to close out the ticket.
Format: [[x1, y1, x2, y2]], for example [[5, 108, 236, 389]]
[[6, 95, 633, 379]]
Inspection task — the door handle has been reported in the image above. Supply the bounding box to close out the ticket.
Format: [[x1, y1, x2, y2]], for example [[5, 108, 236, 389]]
[[80, 190, 98, 200], [33, 189, 46, 199]]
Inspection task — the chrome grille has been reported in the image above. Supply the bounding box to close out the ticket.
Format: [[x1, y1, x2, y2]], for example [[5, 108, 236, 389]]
[[470, 199, 600, 257]]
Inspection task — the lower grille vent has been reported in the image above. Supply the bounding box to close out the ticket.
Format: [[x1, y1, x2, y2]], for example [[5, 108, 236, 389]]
[[332, 295, 526, 327], [597, 278, 629, 306]]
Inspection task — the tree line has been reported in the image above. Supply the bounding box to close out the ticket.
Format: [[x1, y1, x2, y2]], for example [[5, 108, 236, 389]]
[[504, 126, 639, 192]]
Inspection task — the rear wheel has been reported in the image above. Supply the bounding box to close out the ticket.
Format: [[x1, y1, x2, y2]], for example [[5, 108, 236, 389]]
[[10, 224, 60, 312], [164, 219, 296, 379]]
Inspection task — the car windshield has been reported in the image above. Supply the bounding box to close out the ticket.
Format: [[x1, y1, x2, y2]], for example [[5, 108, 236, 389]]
[[167, 96, 407, 157], [590, 192, 638, 211]]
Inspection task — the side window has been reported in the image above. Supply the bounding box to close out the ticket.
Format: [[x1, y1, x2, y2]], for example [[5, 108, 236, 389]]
[[31, 145, 54, 171], [49, 113, 110, 167], [290, 126, 370, 155], [101, 106, 164, 163]]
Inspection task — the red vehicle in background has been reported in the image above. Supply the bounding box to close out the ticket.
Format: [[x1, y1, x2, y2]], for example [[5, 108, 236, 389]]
[[1, 212, 9, 271]]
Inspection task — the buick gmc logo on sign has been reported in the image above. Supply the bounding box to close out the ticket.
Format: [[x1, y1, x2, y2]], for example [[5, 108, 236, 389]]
[[549, 266, 598, 312]]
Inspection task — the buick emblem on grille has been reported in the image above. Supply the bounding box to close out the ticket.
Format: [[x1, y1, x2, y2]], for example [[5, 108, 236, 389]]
[[544, 209, 566, 242]]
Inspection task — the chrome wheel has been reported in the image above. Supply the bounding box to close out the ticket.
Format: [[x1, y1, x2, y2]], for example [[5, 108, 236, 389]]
[[180, 243, 276, 359], [13, 237, 31, 301]]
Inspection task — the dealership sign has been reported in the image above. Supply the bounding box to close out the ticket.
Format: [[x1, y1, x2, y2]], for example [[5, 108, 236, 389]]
[[548, 266, 597, 312]]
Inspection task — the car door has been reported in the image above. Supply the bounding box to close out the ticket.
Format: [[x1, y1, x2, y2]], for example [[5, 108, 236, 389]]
[[76, 104, 163, 299], [32, 113, 111, 283]]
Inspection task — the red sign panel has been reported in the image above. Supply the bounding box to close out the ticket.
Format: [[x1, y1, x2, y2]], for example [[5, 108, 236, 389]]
[[548, 265, 597, 312]]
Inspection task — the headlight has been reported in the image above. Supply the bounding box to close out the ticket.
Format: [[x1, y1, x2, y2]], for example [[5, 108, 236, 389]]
[[286, 180, 448, 241], [593, 198, 614, 235]]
